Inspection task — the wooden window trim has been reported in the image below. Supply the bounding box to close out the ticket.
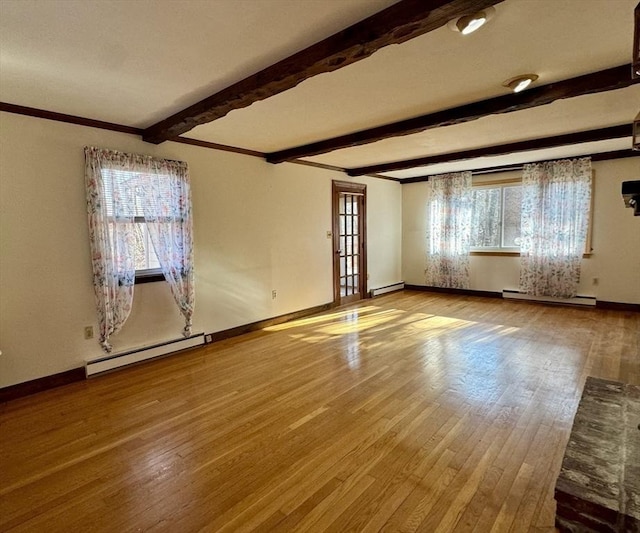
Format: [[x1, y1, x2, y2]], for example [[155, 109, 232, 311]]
[[135, 272, 164, 284], [470, 251, 593, 258], [472, 177, 522, 186], [470, 172, 595, 255], [470, 181, 522, 251]]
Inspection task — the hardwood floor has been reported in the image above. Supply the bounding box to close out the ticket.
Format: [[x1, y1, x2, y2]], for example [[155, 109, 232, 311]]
[[1, 291, 638, 532]]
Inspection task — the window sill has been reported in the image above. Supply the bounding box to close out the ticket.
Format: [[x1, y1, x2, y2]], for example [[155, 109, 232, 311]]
[[470, 251, 518, 256], [470, 251, 593, 258], [135, 273, 164, 284]]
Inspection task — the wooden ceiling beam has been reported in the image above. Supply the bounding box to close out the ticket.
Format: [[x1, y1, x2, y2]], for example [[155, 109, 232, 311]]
[[634, 2, 640, 78], [142, 0, 503, 144], [346, 124, 632, 176], [399, 149, 640, 183], [267, 65, 637, 163]]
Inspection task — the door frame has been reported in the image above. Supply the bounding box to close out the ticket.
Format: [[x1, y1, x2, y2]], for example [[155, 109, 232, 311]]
[[332, 180, 367, 305]]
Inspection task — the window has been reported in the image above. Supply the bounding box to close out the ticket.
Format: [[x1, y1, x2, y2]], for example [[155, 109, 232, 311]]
[[470, 183, 522, 250], [85, 146, 194, 351], [133, 224, 161, 273], [101, 169, 164, 278]]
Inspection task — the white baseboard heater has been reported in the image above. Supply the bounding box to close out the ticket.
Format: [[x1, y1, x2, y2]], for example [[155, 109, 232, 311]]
[[502, 290, 596, 307], [86, 333, 205, 377], [370, 282, 405, 297]]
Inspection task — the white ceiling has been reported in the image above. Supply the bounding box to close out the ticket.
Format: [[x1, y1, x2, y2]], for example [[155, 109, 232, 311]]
[[306, 88, 639, 169], [0, 0, 395, 125], [0, 0, 637, 179]]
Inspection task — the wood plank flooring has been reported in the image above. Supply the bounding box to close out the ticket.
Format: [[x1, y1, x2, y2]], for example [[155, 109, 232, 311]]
[[1, 291, 638, 532]]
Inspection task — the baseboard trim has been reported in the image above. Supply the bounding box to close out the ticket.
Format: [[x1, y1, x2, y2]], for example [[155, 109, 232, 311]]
[[596, 300, 640, 312], [0, 367, 86, 403], [404, 285, 640, 312], [370, 282, 405, 298], [404, 285, 502, 299], [0, 302, 335, 402], [86, 333, 205, 377], [208, 302, 335, 343], [4, 296, 635, 403], [503, 289, 596, 307]]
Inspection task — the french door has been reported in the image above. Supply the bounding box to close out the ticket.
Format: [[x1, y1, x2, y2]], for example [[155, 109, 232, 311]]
[[332, 181, 367, 305]]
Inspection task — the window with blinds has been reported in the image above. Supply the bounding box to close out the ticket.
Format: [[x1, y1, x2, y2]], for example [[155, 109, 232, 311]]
[[101, 168, 171, 273]]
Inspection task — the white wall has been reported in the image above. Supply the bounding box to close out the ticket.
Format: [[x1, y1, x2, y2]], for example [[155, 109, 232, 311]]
[[403, 158, 640, 303], [0, 112, 402, 387], [364, 177, 403, 290], [2, 110, 635, 390]]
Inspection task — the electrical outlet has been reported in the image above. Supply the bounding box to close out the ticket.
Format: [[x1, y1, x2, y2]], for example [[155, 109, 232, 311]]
[[84, 326, 94, 340], [272, 290, 277, 299], [205, 334, 213, 344], [326, 230, 332, 239], [592, 277, 599, 285]]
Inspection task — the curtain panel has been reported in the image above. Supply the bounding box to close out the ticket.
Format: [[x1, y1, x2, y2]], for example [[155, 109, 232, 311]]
[[85, 147, 195, 352], [426, 172, 472, 289], [519, 157, 592, 298]]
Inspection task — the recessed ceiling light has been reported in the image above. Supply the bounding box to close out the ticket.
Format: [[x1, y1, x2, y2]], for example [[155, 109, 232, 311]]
[[457, 13, 487, 34], [503, 74, 539, 93], [448, 7, 496, 35]]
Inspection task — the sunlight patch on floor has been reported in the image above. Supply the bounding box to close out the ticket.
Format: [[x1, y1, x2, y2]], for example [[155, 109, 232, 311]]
[[316, 309, 405, 335], [263, 306, 381, 331], [470, 324, 521, 343], [407, 315, 476, 339], [264, 303, 526, 364]]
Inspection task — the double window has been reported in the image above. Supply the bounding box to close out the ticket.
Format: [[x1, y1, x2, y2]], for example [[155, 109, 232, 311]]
[[468, 176, 592, 254]]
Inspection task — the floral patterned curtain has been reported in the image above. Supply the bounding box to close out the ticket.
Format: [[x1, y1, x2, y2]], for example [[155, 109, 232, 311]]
[[470, 187, 502, 247], [85, 147, 194, 351], [426, 172, 472, 288], [139, 160, 195, 337], [519, 157, 592, 298]]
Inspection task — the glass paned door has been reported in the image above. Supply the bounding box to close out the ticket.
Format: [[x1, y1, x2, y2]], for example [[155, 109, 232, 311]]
[[333, 181, 366, 305]]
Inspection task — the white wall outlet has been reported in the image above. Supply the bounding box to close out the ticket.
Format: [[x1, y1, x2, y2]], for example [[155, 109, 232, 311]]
[[326, 230, 332, 239], [205, 334, 213, 344], [84, 326, 94, 340], [272, 290, 277, 299]]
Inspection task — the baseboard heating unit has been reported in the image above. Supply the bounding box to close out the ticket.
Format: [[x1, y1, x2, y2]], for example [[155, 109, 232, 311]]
[[85, 333, 205, 377], [370, 282, 405, 297], [502, 290, 596, 307]]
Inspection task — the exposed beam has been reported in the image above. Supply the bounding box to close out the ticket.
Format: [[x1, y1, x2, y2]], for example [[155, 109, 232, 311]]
[[143, 0, 503, 144], [284, 158, 397, 181], [346, 124, 632, 176], [170, 136, 264, 158], [0, 101, 397, 182], [0, 101, 144, 136], [267, 65, 638, 163], [634, 2, 640, 78], [399, 149, 640, 183]]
